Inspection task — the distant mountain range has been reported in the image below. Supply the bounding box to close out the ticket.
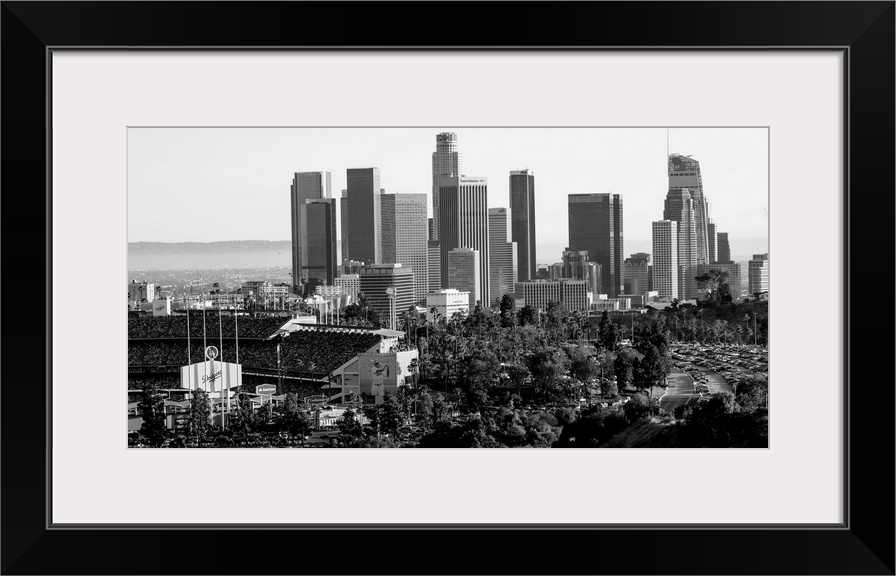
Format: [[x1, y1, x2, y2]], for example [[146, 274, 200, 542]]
[[128, 241, 292, 269]]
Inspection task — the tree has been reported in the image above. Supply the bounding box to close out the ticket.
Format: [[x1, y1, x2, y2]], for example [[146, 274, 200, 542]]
[[337, 408, 363, 444], [613, 350, 635, 393], [517, 305, 538, 327], [189, 388, 211, 444], [695, 270, 733, 306], [499, 294, 516, 328], [622, 393, 652, 422], [139, 382, 168, 447], [378, 392, 404, 436], [279, 392, 313, 445], [597, 311, 621, 352], [632, 344, 669, 399]]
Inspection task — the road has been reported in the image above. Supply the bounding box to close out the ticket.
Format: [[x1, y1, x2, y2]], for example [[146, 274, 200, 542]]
[[659, 369, 701, 413]]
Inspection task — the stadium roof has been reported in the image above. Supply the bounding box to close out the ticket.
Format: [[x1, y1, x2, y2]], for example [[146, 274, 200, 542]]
[[371, 328, 405, 337]]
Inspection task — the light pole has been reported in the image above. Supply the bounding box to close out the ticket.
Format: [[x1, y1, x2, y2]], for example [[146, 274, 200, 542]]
[[385, 287, 396, 331]]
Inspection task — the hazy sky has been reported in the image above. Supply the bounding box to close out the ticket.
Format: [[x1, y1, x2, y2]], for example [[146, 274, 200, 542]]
[[128, 127, 768, 262]]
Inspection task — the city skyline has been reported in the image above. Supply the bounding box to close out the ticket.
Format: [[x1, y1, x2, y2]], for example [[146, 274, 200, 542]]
[[128, 128, 769, 261]]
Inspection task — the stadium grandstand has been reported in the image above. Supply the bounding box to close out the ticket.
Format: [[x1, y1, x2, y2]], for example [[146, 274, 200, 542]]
[[128, 314, 387, 399]]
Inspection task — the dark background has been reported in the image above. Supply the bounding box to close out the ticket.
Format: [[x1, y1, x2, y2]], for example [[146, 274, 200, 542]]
[[2, 2, 893, 574]]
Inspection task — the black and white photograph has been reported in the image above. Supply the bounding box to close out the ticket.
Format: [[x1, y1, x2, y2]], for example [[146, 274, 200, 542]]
[[128, 127, 769, 448]]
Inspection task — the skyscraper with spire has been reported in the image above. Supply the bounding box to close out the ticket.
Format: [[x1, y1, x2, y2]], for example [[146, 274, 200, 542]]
[[431, 132, 462, 242], [663, 188, 698, 299], [668, 154, 710, 265]]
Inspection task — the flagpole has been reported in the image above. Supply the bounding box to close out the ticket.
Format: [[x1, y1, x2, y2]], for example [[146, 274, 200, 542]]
[[218, 299, 226, 430], [202, 297, 208, 422]]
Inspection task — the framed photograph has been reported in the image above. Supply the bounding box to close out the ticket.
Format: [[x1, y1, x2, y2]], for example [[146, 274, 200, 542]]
[[2, 2, 892, 574]]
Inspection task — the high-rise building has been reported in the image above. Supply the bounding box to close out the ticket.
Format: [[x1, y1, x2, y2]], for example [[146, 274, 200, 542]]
[[717, 232, 731, 263], [447, 248, 481, 310], [693, 262, 743, 298], [669, 154, 710, 265], [567, 193, 624, 297], [346, 168, 382, 265], [426, 289, 470, 322], [438, 176, 489, 308], [561, 249, 590, 281], [515, 279, 591, 312], [586, 262, 602, 297], [290, 171, 332, 293], [428, 240, 441, 293], [748, 253, 769, 295], [431, 132, 462, 242], [335, 274, 360, 304], [623, 253, 651, 298], [340, 190, 349, 264], [510, 169, 536, 282], [652, 221, 679, 299], [128, 279, 155, 303], [707, 222, 718, 264], [428, 217, 435, 241], [488, 208, 518, 306], [381, 193, 429, 303], [358, 264, 414, 330], [299, 198, 338, 295], [663, 188, 698, 299]]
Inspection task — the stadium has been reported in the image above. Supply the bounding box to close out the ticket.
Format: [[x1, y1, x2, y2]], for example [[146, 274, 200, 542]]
[[128, 313, 417, 414]]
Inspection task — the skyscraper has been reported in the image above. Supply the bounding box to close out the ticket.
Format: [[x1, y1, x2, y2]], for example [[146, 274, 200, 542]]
[[438, 176, 489, 307], [748, 253, 769, 295], [447, 248, 481, 310], [431, 132, 462, 242], [290, 171, 332, 293], [488, 208, 518, 305], [652, 220, 679, 299], [428, 240, 441, 293], [510, 169, 536, 282], [623, 253, 651, 299], [707, 222, 718, 263], [381, 193, 429, 303], [567, 193, 624, 297], [358, 264, 415, 331], [663, 188, 698, 299], [345, 168, 382, 265], [717, 232, 731, 263], [299, 198, 338, 295], [668, 154, 710, 265]]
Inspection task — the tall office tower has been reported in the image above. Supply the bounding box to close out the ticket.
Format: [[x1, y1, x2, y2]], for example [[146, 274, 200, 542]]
[[561, 249, 590, 281], [717, 232, 731, 263], [488, 208, 518, 305], [428, 240, 441, 293], [381, 194, 396, 264], [567, 193, 624, 297], [663, 188, 698, 299], [586, 262, 602, 297], [431, 132, 462, 242], [381, 193, 429, 303], [707, 222, 718, 263], [290, 171, 332, 293], [438, 176, 489, 308], [428, 218, 434, 241], [299, 198, 338, 295], [623, 254, 651, 298], [748, 253, 769, 295], [510, 169, 537, 281], [339, 190, 349, 264], [447, 248, 481, 310], [652, 221, 679, 299], [358, 264, 415, 330], [669, 154, 710, 265], [345, 168, 382, 265]]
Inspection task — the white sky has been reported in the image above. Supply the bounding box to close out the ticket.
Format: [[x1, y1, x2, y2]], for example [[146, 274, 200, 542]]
[[128, 127, 768, 262]]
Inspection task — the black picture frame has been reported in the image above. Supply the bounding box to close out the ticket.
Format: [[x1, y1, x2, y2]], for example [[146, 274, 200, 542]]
[[2, 2, 893, 574]]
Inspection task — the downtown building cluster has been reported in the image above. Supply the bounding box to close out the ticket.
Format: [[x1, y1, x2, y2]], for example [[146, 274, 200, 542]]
[[286, 133, 766, 330]]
